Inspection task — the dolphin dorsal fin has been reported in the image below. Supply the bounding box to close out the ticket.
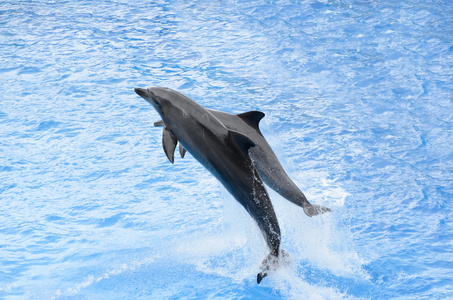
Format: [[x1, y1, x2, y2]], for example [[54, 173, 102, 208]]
[[237, 111, 265, 131], [228, 130, 255, 154], [162, 125, 177, 164]]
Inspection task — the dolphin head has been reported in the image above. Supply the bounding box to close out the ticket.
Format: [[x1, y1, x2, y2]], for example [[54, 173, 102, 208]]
[[134, 87, 162, 109], [135, 86, 192, 126], [135, 86, 174, 117]]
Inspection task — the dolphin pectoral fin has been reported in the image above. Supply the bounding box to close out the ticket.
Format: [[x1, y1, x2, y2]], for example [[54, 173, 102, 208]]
[[154, 120, 164, 127], [303, 203, 332, 217], [157, 123, 185, 159], [237, 111, 265, 131], [162, 125, 177, 164], [179, 143, 186, 158]]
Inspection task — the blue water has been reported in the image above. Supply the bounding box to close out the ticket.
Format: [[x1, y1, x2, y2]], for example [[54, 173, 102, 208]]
[[1, 0, 452, 299]]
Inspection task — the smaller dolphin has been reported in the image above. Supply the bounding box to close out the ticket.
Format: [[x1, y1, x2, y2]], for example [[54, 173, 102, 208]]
[[155, 109, 331, 217], [135, 87, 283, 283]]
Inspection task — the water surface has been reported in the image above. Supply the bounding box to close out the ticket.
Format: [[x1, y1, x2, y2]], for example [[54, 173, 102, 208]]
[[1, 0, 452, 299]]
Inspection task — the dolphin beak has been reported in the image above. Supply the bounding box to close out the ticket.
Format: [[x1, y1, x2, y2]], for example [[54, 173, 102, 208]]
[[135, 87, 159, 106], [134, 87, 150, 99]]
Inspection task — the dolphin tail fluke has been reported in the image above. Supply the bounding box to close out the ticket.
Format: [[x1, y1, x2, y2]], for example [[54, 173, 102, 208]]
[[257, 249, 290, 284], [303, 203, 332, 217], [257, 252, 277, 284], [257, 271, 268, 284]]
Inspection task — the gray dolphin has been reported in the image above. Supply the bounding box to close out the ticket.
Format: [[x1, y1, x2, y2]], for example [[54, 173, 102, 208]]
[[135, 86, 282, 283], [155, 109, 331, 217]]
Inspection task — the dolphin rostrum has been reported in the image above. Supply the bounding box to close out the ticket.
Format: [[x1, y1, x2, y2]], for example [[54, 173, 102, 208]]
[[155, 109, 331, 217], [135, 86, 282, 283]]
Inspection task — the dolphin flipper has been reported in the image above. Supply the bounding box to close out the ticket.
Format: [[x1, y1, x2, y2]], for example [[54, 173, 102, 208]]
[[179, 144, 186, 158], [163, 125, 177, 164], [157, 120, 186, 159]]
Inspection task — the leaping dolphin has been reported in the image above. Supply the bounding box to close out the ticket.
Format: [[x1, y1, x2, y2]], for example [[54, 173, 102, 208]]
[[155, 109, 331, 217], [135, 86, 282, 283]]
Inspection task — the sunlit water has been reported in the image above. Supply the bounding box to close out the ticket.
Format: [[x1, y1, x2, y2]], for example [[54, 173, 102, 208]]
[[1, 0, 452, 299]]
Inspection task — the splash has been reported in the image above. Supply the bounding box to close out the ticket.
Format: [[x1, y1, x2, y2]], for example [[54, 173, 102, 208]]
[[176, 177, 366, 299]]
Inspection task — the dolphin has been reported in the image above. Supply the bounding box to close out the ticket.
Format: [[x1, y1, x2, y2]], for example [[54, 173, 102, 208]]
[[135, 86, 282, 283], [155, 109, 331, 217]]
